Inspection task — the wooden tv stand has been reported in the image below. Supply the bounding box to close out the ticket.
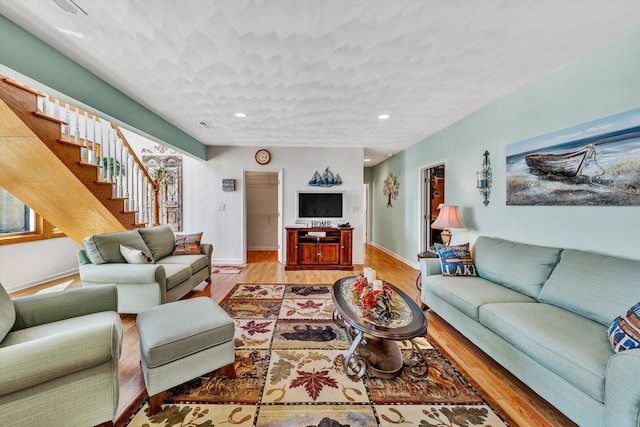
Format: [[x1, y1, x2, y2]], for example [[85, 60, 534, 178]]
[[285, 227, 354, 270]]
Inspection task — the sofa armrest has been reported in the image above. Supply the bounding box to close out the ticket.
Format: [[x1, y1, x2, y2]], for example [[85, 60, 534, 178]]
[[605, 348, 640, 427], [79, 262, 168, 306], [11, 285, 118, 331], [0, 323, 120, 395], [79, 263, 166, 285], [201, 243, 213, 259], [419, 258, 441, 304]]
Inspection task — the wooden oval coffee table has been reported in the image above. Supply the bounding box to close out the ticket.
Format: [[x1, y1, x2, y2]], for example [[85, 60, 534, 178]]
[[331, 276, 429, 381]]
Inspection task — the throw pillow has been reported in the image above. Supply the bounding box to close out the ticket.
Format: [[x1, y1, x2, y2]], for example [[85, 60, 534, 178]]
[[120, 244, 154, 264], [172, 232, 203, 255], [434, 242, 477, 276], [608, 301, 640, 353]]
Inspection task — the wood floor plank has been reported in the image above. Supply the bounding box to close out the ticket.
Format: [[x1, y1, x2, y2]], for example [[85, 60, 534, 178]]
[[12, 246, 574, 426]]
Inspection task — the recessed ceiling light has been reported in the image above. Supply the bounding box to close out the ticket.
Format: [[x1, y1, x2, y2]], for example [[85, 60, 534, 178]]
[[235, 112, 247, 118], [364, 158, 371, 162], [378, 114, 390, 120]]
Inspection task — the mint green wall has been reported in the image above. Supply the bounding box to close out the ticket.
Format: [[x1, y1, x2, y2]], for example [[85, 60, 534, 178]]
[[371, 25, 640, 263], [0, 14, 206, 160]]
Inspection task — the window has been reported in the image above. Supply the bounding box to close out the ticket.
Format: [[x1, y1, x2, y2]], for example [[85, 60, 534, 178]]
[[0, 188, 64, 244]]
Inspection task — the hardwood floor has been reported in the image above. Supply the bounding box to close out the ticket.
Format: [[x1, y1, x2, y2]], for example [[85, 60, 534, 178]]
[[12, 245, 575, 426]]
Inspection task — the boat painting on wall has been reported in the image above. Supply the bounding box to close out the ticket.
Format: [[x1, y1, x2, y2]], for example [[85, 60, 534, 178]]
[[506, 108, 640, 206]]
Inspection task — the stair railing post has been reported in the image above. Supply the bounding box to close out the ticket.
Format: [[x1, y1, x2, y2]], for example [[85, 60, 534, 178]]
[[153, 183, 160, 226]]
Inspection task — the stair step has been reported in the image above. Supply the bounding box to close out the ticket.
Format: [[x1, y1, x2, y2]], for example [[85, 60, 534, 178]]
[[33, 110, 67, 125], [2, 77, 45, 97], [95, 180, 115, 186], [78, 162, 100, 169]]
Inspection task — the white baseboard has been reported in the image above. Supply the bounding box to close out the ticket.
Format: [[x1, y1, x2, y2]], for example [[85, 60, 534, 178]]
[[6, 267, 80, 293], [369, 243, 419, 270]]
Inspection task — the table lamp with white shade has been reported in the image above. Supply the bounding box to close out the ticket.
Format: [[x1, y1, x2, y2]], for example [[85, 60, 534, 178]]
[[431, 205, 465, 245]]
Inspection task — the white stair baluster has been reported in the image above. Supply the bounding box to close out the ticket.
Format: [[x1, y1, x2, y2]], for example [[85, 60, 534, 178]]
[[82, 111, 89, 163], [91, 118, 97, 164], [124, 151, 130, 205], [64, 104, 70, 141], [118, 138, 124, 198]]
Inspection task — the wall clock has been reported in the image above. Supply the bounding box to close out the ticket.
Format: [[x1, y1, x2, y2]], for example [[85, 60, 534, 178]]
[[255, 149, 271, 165]]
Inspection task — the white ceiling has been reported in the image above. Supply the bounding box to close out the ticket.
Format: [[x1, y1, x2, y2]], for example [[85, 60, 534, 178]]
[[1, 0, 639, 165]]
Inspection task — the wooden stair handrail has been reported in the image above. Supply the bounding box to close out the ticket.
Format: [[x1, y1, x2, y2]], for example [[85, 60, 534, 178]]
[[111, 124, 160, 226]]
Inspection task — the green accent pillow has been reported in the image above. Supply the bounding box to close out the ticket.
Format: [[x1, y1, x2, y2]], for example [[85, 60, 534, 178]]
[[120, 244, 154, 264], [434, 243, 477, 276], [0, 283, 16, 342], [172, 232, 203, 255], [138, 226, 176, 260]]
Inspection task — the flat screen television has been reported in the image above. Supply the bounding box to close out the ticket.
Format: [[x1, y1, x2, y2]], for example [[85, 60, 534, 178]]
[[297, 191, 344, 222]]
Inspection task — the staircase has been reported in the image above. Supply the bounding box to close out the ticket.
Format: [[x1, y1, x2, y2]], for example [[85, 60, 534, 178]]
[[0, 76, 159, 244]]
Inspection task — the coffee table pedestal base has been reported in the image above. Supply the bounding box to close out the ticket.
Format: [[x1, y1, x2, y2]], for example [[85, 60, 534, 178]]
[[334, 310, 429, 381]]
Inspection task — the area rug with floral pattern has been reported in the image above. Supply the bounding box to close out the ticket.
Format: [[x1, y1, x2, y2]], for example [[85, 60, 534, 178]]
[[124, 283, 509, 427]]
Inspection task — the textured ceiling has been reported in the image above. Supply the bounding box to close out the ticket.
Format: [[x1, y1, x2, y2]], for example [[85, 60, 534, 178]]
[[1, 0, 639, 164]]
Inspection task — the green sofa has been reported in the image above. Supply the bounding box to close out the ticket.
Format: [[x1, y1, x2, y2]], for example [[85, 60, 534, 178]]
[[420, 236, 640, 427], [78, 226, 213, 314], [0, 284, 122, 426]]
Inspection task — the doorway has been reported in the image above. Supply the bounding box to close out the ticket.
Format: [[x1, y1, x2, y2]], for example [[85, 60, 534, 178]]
[[419, 163, 445, 252], [244, 170, 283, 262]]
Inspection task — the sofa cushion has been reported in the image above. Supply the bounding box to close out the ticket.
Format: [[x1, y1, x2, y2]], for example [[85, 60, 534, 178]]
[[120, 244, 154, 264], [434, 243, 477, 276], [538, 249, 640, 326], [83, 230, 151, 264], [424, 275, 536, 321], [161, 264, 193, 290], [0, 283, 16, 342], [608, 301, 640, 352], [474, 236, 561, 298], [157, 254, 210, 275], [479, 302, 612, 403], [138, 226, 176, 261], [172, 232, 203, 255]]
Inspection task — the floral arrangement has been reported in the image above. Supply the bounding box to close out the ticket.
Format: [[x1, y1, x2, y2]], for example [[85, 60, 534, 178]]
[[148, 166, 175, 186], [352, 274, 399, 323]]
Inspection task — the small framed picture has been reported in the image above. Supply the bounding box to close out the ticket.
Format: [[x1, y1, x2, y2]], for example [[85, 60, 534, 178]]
[[222, 179, 235, 191]]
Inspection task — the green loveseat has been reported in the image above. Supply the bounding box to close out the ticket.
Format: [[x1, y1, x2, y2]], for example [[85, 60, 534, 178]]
[[0, 284, 122, 426], [420, 236, 640, 427], [78, 226, 213, 314]]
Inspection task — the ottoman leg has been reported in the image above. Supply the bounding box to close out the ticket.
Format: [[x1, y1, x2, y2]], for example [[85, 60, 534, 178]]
[[222, 362, 237, 379], [148, 391, 167, 416]]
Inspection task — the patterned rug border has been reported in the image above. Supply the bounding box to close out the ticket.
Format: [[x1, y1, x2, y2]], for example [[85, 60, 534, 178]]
[[120, 283, 512, 427]]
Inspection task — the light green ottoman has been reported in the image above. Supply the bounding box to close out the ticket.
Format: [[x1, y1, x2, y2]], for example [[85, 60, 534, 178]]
[[136, 297, 236, 415]]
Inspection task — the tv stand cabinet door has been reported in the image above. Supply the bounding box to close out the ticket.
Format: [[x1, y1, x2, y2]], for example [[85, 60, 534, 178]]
[[339, 228, 353, 267], [318, 243, 340, 264], [286, 229, 299, 266], [299, 242, 320, 264]]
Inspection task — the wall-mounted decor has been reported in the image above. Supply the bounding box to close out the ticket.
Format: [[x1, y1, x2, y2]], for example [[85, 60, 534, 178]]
[[506, 108, 640, 206], [142, 146, 183, 231], [477, 150, 492, 206], [383, 173, 399, 207], [222, 179, 235, 191], [308, 166, 342, 187]]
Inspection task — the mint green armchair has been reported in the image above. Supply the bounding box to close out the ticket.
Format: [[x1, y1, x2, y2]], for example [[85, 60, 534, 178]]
[[0, 283, 122, 427]]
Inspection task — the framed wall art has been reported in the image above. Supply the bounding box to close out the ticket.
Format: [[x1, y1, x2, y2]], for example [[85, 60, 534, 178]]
[[506, 108, 640, 206]]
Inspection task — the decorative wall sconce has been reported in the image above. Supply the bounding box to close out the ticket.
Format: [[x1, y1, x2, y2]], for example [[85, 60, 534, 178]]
[[476, 150, 492, 206]]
